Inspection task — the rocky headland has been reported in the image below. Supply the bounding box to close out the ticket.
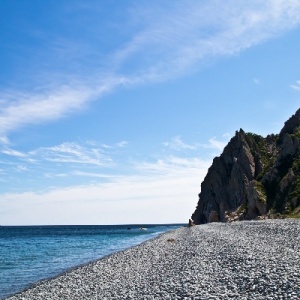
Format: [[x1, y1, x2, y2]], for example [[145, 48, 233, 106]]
[[192, 109, 300, 224]]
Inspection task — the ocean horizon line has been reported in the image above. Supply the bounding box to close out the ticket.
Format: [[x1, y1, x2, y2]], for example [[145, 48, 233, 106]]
[[0, 222, 186, 227]]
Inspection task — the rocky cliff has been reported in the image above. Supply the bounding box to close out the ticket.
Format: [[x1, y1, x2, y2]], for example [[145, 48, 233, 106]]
[[191, 109, 300, 224]]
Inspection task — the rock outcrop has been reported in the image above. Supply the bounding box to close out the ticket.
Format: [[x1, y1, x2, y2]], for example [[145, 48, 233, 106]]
[[192, 109, 300, 224]]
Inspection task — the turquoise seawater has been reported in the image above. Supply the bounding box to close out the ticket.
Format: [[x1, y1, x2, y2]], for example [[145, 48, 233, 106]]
[[0, 224, 183, 299]]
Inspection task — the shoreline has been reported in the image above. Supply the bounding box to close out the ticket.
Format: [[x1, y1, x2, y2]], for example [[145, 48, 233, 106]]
[[3, 226, 180, 300], [6, 219, 300, 300]]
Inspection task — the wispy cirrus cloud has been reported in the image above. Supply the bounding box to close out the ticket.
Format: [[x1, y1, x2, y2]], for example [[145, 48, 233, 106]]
[[1, 140, 126, 169], [202, 137, 229, 152], [31, 142, 113, 166], [163, 136, 196, 151], [1, 148, 28, 158], [0, 77, 126, 141], [134, 156, 209, 176], [290, 80, 300, 91], [1, 0, 300, 141], [0, 140, 126, 189], [116, 141, 128, 148], [164, 135, 230, 153], [72, 171, 116, 178], [117, 0, 300, 82], [16, 165, 28, 172]]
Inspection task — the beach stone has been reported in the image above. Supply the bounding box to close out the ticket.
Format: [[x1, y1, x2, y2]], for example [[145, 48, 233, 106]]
[[6, 219, 300, 300]]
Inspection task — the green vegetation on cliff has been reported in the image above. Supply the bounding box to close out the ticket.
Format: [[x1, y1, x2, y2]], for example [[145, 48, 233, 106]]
[[192, 109, 300, 224]]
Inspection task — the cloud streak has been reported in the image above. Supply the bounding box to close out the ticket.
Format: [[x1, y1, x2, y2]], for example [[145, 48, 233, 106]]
[[202, 137, 229, 152], [163, 136, 196, 151], [31, 142, 112, 166], [1, 141, 124, 172], [290, 80, 300, 91], [117, 0, 300, 81], [0, 77, 125, 140], [163, 135, 230, 153], [1, 0, 300, 140]]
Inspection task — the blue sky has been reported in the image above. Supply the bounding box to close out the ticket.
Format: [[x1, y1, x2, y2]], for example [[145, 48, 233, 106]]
[[1, 0, 300, 225]]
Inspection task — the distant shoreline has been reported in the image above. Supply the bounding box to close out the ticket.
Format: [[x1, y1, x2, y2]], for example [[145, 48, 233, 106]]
[[6, 219, 300, 299]]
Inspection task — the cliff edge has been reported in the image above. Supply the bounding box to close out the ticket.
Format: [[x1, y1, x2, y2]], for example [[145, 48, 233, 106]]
[[191, 109, 300, 224]]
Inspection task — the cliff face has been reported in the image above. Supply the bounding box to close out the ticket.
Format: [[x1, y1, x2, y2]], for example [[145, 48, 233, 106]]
[[191, 109, 300, 224]]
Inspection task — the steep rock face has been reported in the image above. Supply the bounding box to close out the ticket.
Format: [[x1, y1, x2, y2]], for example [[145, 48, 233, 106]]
[[192, 109, 300, 224]]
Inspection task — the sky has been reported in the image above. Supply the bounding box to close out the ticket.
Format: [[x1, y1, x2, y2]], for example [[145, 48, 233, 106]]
[[1, 0, 300, 225]]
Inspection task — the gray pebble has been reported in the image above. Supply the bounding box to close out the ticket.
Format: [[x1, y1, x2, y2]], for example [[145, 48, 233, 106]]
[[6, 219, 300, 300]]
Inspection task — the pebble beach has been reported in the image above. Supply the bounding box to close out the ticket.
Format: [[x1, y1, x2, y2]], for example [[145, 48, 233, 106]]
[[6, 219, 300, 300]]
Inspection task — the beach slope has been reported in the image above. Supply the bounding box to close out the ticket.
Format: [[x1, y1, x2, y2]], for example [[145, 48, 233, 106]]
[[7, 219, 300, 300]]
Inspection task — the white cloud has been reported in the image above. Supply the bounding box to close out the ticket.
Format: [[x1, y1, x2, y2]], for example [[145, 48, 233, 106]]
[[16, 165, 28, 172], [2, 148, 27, 158], [0, 86, 91, 136], [1, 1, 300, 139], [202, 137, 229, 152], [72, 171, 115, 178], [0, 136, 9, 145], [135, 156, 208, 176], [0, 141, 120, 173], [116, 141, 128, 147], [30, 142, 113, 166], [118, 0, 300, 82], [164, 135, 230, 153], [0, 76, 126, 139], [44, 173, 68, 178], [290, 80, 300, 91], [222, 132, 233, 139], [163, 136, 196, 151], [0, 155, 211, 225]]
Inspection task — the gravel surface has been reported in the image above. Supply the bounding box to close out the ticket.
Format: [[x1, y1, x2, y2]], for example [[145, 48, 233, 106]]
[[7, 219, 300, 300]]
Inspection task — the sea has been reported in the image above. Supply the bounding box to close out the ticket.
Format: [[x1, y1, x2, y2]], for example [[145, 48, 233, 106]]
[[0, 224, 183, 299]]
